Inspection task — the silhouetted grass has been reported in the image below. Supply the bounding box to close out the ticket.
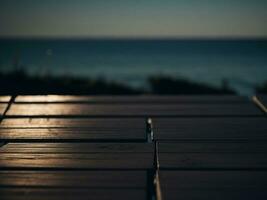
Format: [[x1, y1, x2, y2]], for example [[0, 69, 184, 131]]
[[0, 70, 237, 95], [148, 75, 236, 95], [0, 70, 143, 95], [256, 81, 267, 94]]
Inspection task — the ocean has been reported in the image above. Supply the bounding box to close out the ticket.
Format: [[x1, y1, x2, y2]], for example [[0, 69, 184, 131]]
[[0, 39, 267, 95]]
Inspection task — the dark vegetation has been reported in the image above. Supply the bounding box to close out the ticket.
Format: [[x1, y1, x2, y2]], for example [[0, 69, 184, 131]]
[[149, 75, 235, 95], [0, 70, 237, 95], [0, 70, 142, 95], [256, 81, 267, 94]]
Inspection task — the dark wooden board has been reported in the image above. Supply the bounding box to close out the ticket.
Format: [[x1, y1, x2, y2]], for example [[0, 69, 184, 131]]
[[158, 142, 267, 169], [15, 95, 248, 104], [1, 143, 154, 153], [153, 117, 267, 141], [0, 170, 146, 188], [0, 118, 147, 141], [0, 128, 146, 142], [159, 170, 267, 200], [0, 118, 146, 128], [6, 103, 262, 117], [158, 142, 267, 153], [0, 153, 153, 169], [0, 96, 11, 103], [0, 143, 154, 169], [0, 188, 146, 200], [0, 103, 8, 116]]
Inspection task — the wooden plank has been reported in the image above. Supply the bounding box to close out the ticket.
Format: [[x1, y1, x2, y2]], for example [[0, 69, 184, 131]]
[[6, 103, 262, 117], [15, 95, 248, 104], [0, 103, 8, 116], [0, 128, 145, 142], [0, 96, 11, 103], [0, 188, 146, 200], [0, 143, 154, 169], [0, 118, 146, 128], [0, 154, 153, 169], [158, 142, 267, 169], [159, 142, 267, 153], [0, 170, 146, 188], [0, 118, 146, 141], [153, 117, 267, 141], [0, 143, 154, 153], [159, 170, 267, 200]]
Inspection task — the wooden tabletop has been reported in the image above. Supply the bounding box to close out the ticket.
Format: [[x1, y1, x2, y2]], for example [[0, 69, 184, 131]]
[[0, 95, 266, 200]]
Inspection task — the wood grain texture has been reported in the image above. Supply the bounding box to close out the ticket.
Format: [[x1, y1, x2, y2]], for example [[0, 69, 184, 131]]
[[158, 142, 267, 169], [2, 95, 266, 200], [1, 143, 154, 153], [0, 118, 146, 128], [6, 103, 262, 117], [158, 142, 267, 153], [0, 118, 146, 141], [153, 117, 267, 141], [0, 103, 8, 116], [0, 188, 146, 200], [0, 170, 146, 187], [15, 95, 248, 104], [0, 154, 153, 169], [0, 96, 11, 103], [0, 143, 154, 169], [159, 170, 267, 200], [0, 128, 146, 142]]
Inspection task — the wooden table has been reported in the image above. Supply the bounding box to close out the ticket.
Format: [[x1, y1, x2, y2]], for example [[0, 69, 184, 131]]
[[0, 95, 266, 200]]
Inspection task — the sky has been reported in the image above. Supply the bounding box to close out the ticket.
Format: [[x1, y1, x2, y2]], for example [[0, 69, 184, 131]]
[[0, 0, 267, 38]]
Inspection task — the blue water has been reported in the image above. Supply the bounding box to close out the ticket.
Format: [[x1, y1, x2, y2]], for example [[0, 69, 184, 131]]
[[0, 39, 267, 95]]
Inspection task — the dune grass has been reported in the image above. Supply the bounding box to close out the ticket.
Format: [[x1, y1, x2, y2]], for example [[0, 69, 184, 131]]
[[0, 70, 237, 95]]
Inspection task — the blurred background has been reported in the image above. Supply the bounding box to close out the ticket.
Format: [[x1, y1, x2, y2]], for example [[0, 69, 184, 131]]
[[0, 0, 267, 95]]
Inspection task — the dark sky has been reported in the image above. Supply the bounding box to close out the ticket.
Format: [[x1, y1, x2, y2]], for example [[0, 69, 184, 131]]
[[0, 0, 266, 38]]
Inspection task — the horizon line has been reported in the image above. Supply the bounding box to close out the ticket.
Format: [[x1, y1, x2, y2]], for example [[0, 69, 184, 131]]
[[1, 35, 267, 41]]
